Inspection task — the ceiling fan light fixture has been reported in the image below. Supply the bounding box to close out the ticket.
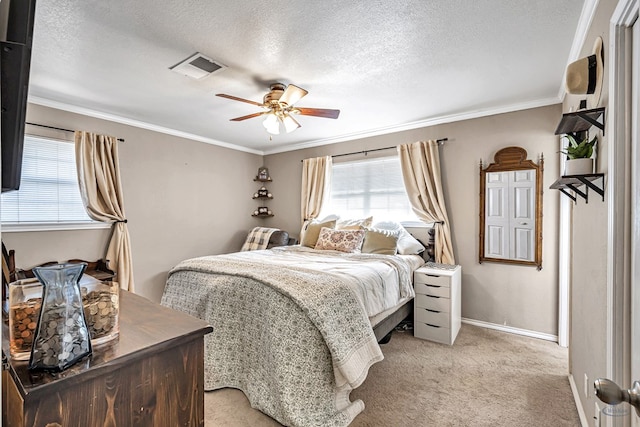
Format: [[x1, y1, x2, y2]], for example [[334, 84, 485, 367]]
[[217, 83, 340, 137], [282, 114, 300, 133], [263, 113, 280, 134]]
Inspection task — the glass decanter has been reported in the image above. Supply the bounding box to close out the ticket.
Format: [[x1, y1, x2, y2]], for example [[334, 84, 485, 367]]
[[29, 263, 92, 371]]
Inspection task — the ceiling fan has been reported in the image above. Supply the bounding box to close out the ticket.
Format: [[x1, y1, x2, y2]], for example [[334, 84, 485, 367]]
[[216, 83, 340, 135]]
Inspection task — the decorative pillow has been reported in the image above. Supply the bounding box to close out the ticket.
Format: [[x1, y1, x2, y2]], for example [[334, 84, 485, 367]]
[[373, 221, 425, 255], [361, 228, 399, 255], [314, 227, 366, 253], [300, 219, 337, 248], [336, 216, 374, 230]]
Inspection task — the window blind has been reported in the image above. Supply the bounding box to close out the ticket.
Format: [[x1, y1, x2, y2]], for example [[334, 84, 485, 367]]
[[323, 156, 420, 223], [1, 136, 95, 224]]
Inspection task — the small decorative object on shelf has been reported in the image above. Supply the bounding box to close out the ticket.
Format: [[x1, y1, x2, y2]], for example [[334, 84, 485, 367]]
[[561, 134, 597, 176], [28, 263, 92, 371], [255, 167, 272, 182], [252, 207, 274, 217], [252, 186, 273, 199]]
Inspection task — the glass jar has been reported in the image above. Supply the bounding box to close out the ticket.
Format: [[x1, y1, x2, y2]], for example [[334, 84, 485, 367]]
[[8, 279, 43, 360], [29, 263, 92, 371], [7, 268, 120, 361], [79, 275, 119, 346]]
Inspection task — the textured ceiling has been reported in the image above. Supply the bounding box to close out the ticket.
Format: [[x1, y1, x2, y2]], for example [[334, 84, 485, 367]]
[[28, 0, 586, 154]]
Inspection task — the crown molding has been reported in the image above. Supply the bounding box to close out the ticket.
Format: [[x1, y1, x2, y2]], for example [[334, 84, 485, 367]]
[[30, 95, 562, 158], [263, 97, 562, 155], [27, 96, 264, 155]]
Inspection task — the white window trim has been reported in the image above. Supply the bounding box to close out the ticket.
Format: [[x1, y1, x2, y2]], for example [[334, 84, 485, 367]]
[[400, 220, 432, 228], [1, 221, 111, 233]]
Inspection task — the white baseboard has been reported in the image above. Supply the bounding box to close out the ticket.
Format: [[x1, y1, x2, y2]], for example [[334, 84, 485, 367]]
[[568, 374, 589, 427], [461, 318, 558, 342]]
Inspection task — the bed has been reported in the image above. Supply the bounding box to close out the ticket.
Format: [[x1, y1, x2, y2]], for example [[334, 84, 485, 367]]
[[161, 224, 429, 427]]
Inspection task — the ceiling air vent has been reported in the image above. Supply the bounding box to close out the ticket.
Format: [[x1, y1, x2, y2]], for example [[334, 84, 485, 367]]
[[170, 52, 226, 80]]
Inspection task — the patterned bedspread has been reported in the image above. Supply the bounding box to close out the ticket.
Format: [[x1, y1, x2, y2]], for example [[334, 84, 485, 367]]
[[161, 247, 421, 426]]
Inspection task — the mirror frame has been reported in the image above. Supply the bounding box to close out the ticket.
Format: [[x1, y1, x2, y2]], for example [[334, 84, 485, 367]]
[[479, 146, 544, 270]]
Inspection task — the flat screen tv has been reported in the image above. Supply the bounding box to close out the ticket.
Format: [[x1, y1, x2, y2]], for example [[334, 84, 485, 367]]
[[1, 0, 37, 193]]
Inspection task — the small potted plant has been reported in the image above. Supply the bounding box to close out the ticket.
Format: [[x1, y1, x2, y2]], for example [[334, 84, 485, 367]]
[[561, 133, 597, 176]]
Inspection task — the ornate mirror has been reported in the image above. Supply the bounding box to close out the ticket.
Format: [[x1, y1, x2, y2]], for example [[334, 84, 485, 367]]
[[479, 146, 543, 270]]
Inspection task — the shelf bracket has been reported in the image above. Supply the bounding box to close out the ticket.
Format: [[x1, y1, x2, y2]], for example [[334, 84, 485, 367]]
[[575, 111, 605, 135], [577, 175, 605, 201], [558, 188, 577, 203], [549, 173, 605, 204], [565, 183, 589, 203], [554, 107, 606, 136]]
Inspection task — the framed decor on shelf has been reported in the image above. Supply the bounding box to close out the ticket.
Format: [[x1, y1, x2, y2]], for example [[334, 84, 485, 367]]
[[256, 167, 271, 182]]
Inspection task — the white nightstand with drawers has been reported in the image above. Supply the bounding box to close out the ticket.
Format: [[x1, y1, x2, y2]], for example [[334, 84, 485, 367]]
[[413, 264, 461, 345]]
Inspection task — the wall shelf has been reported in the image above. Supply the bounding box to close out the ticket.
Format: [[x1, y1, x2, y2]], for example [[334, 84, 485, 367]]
[[549, 173, 605, 203], [252, 167, 273, 218], [554, 107, 605, 136]]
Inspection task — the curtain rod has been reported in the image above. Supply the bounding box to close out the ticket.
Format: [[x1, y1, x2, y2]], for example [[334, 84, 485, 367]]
[[330, 138, 448, 159], [26, 122, 125, 142]]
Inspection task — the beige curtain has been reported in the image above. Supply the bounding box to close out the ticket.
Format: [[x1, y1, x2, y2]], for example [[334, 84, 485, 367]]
[[75, 131, 135, 292], [301, 156, 332, 222], [398, 140, 455, 264]]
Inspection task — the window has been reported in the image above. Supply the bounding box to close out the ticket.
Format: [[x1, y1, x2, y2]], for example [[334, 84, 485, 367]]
[[321, 156, 422, 225], [1, 135, 104, 231]]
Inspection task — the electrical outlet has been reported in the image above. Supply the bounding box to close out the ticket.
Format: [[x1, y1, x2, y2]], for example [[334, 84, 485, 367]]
[[594, 401, 601, 427], [584, 373, 589, 397]]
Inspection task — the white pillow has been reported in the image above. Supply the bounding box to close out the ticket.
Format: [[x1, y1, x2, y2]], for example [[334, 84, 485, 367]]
[[372, 221, 425, 255]]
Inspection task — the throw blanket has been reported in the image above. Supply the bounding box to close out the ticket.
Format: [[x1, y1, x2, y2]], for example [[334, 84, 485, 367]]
[[225, 246, 418, 317], [162, 249, 393, 426], [241, 227, 279, 251]]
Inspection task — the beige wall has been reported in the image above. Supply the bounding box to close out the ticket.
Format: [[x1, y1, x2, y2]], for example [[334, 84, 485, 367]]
[[2, 103, 263, 302], [563, 0, 619, 422], [3, 104, 563, 337], [265, 104, 561, 336]]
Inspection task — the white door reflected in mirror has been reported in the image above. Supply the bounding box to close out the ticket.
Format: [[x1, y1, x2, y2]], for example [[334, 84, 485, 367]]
[[479, 147, 543, 270]]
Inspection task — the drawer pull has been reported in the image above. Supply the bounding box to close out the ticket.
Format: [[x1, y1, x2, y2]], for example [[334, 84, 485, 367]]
[[425, 295, 440, 299], [426, 274, 441, 278], [426, 323, 441, 328], [426, 309, 440, 313], [426, 284, 441, 288]]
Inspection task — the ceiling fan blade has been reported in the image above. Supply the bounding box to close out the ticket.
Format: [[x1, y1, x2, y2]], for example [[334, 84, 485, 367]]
[[216, 93, 264, 107], [279, 84, 308, 106], [230, 112, 268, 121], [296, 107, 340, 119]]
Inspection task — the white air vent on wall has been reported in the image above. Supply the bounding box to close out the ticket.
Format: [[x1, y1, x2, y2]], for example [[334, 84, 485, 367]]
[[170, 52, 226, 80]]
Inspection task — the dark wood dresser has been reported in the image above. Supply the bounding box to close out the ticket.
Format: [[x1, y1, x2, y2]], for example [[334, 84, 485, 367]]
[[2, 290, 213, 426]]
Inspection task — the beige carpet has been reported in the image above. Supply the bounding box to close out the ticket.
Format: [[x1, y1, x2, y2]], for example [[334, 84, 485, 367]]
[[204, 324, 580, 426]]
